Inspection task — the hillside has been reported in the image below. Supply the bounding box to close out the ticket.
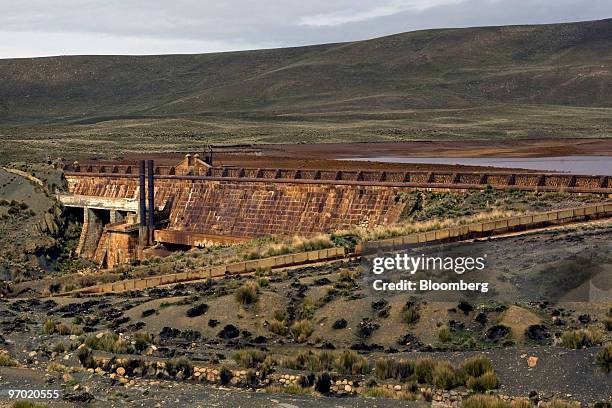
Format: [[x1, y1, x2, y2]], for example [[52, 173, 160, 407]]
[[1, 18, 611, 126]]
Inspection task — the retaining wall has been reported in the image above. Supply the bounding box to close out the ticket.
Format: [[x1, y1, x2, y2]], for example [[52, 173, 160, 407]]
[[73, 246, 346, 294]]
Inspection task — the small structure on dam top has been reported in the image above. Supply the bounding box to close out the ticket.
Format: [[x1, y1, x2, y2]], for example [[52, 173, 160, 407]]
[[55, 154, 612, 268]]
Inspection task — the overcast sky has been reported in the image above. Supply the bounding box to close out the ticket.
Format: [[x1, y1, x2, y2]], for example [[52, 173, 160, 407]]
[[1, 0, 611, 58]]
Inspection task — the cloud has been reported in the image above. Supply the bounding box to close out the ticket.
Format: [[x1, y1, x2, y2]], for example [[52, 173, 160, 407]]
[[297, 0, 465, 27], [0, 31, 277, 58], [0, 0, 610, 58]]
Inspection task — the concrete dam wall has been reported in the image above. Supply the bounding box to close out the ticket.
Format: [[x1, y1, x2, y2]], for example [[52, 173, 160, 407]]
[[65, 174, 407, 238]]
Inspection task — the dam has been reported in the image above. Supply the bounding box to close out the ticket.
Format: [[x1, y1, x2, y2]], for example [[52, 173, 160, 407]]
[[56, 154, 612, 268]]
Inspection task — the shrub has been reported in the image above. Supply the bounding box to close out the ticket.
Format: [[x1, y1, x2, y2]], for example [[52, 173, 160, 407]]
[[561, 329, 602, 349], [314, 372, 332, 393], [11, 402, 49, 408], [52, 342, 66, 353], [42, 319, 57, 335], [290, 320, 313, 343], [334, 350, 369, 375], [433, 362, 458, 390], [544, 401, 581, 408], [596, 343, 612, 374], [235, 282, 259, 305], [166, 357, 193, 378], [374, 358, 414, 381], [56, 323, 71, 335], [401, 301, 420, 325], [273, 310, 287, 322], [279, 350, 335, 372], [233, 349, 268, 368], [0, 352, 18, 367], [414, 358, 436, 384], [460, 357, 494, 378], [462, 395, 512, 408], [268, 319, 288, 336], [467, 371, 500, 391], [300, 297, 316, 320], [439, 326, 452, 343], [265, 384, 310, 394], [134, 332, 154, 352], [219, 366, 233, 385], [84, 333, 129, 354], [77, 347, 95, 369]]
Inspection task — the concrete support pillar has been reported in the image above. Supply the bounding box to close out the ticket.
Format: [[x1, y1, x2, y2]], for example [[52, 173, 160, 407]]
[[109, 210, 125, 224], [76, 207, 105, 259]]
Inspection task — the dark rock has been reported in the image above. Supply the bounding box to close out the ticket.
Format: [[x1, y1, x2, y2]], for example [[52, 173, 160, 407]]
[[474, 312, 488, 325], [251, 336, 268, 344], [63, 392, 94, 403], [371, 299, 389, 311], [313, 278, 332, 286], [485, 324, 510, 342], [316, 342, 336, 350], [457, 301, 474, 315], [397, 333, 422, 349], [350, 342, 384, 352], [332, 318, 347, 329], [186, 303, 208, 318], [218, 324, 240, 339], [578, 314, 591, 324], [526, 324, 551, 342], [208, 319, 220, 328], [358, 318, 379, 338]]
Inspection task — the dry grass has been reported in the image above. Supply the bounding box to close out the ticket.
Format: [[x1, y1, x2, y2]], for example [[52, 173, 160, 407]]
[[245, 234, 333, 260], [338, 209, 519, 241], [560, 328, 603, 349]]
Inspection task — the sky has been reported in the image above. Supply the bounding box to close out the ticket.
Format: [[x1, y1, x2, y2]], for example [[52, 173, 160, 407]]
[[1, 0, 611, 58]]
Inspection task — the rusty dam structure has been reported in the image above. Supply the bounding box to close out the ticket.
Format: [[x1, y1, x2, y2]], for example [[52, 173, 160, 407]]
[[56, 154, 612, 269]]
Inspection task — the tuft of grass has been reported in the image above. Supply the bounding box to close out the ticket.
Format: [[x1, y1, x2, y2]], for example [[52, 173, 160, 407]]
[[596, 343, 612, 374], [0, 352, 18, 367], [290, 320, 313, 343], [11, 402, 49, 408], [459, 356, 495, 378], [438, 326, 452, 342], [134, 332, 154, 352], [560, 328, 602, 349], [462, 395, 513, 408], [466, 371, 500, 391], [84, 333, 130, 354], [265, 384, 311, 395], [432, 362, 458, 390], [268, 319, 288, 336], [41, 319, 57, 335], [234, 281, 259, 305], [400, 301, 419, 325], [279, 350, 335, 372], [334, 350, 369, 375], [166, 357, 193, 378], [232, 349, 268, 368], [374, 358, 414, 381], [414, 358, 437, 384]]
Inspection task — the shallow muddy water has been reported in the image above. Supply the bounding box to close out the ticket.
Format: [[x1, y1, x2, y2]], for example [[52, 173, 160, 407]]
[[342, 155, 612, 175]]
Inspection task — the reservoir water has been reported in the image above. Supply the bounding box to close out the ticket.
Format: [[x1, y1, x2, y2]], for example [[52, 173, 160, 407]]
[[343, 155, 612, 175]]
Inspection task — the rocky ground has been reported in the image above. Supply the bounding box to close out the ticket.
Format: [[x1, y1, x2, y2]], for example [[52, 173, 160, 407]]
[[0, 223, 611, 407]]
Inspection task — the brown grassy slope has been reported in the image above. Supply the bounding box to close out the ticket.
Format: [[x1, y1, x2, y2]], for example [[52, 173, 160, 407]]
[[0, 19, 611, 126]]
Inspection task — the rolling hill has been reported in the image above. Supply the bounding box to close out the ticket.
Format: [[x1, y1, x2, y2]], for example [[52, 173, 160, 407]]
[[1, 18, 611, 126]]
